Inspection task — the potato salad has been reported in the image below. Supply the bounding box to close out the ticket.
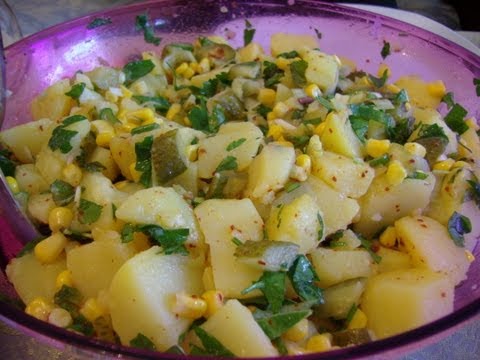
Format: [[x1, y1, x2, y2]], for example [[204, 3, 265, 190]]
[[1, 20, 479, 356]]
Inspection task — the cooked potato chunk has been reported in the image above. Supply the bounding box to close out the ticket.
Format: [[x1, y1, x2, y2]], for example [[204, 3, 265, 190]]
[[361, 268, 454, 339]]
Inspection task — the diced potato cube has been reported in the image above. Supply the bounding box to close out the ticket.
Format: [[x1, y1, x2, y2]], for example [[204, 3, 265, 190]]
[[395, 215, 470, 285], [109, 247, 204, 351], [116, 186, 202, 246], [310, 248, 373, 288], [354, 173, 436, 238], [6, 252, 67, 304], [194, 199, 264, 298], [361, 268, 454, 339], [320, 110, 365, 159], [110, 134, 136, 180], [0, 118, 55, 163], [31, 79, 75, 122], [270, 33, 318, 57], [245, 143, 295, 203], [199, 299, 278, 357], [197, 122, 263, 179], [310, 150, 374, 198], [15, 164, 49, 195], [375, 247, 412, 273], [303, 49, 339, 94], [314, 278, 367, 319], [87, 147, 120, 181], [67, 238, 136, 298], [266, 194, 323, 253]]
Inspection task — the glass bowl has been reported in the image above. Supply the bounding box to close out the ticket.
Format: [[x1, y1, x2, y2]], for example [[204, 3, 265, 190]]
[[1, 0, 479, 358]]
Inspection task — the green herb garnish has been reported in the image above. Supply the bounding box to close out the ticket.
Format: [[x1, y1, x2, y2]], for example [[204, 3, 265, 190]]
[[369, 154, 390, 167], [359, 236, 382, 264], [474, 78, 480, 96], [242, 271, 286, 313], [78, 199, 102, 224], [191, 327, 235, 357], [123, 59, 155, 84], [99, 107, 120, 124], [48, 115, 87, 154], [244, 19, 256, 46], [287, 255, 324, 304], [131, 123, 160, 135], [50, 179, 75, 206], [215, 156, 238, 172], [65, 83, 86, 100], [134, 135, 154, 188], [444, 103, 468, 135], [447, 211, 471, 247], [87, 17, 112, 29], [0, 149, 16, 177], [285, 181, 300, 193], [407, 170, 428, 180], [290, 59, 308, 87], [442, 92, 455, 108], [226, 138, 247, 151], [130, 333, 156, 350], [135, 14, 161, 46], [132, 95, 171, 114], [277, 51, 299, 59], [380, 40, 391, 59]]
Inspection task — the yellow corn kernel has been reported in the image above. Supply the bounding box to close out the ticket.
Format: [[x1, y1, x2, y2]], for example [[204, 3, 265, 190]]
[[275, 56, 291, 71], [5, 176, 19, 194], [466, 117, 479, 131], [92, 119, 115, 134], [465, 250, 475, 263], [304, 84, 322, 98], [296, 154, 312, 174], [273, 102, 290, 118], [96, 132, 114, 148], [366, 139, 391, 158], [197, 57, 211, 74], [386, 160, 407, 186], [175, 62, 189, 75], [127, 108, 155, 124], [427, 80, 446, 98], [433, 158, 455, 171], [266, 111, 277, 121], [282, 318, 309, 342], [183, 67, 195, 79], [120, 85, 132, 99], [80, 297, 106, 322], [114, 180, 129, 190], [186, 144, 199, 162], [25, 297, 53, 321], [130, 80, 148, 95], [56, 270, 74, 289], [348, 309, 368, 329], [267, 124, 284, 140], [201, 290, 224, 318], [34, 232, 68, 264], [385, 83, 401, 94], [166, 103, 181, 121], [453, 160, 471, 170], [379, 226, 397, 247], [48, 307, 73, 328], [306, 334, 332, 352], [377, 63, 391, 78], [129, 163, 142, 183], [189, 62, 199, 73], [105, 89, 119, 103], [258, 88, 276, 107], [404, 142, 426, 158], [172, 293, 207, 319], [276, 140, 294, 148], [183, 116, 192, 127], [48, 207, 73, 233], [313, 122, 326, 137], [118, 122, 136, 133], [62, 163, 83, 187]]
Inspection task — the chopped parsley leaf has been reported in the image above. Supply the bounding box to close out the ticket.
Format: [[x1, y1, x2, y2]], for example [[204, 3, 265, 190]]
[[285, 181, 300, 193], [192, 327, 234, 357], [134, 135, 154, 188], [48, 115, 87, 154], [131, 123, 160, 135], [447, 211, 471, 247], [368, 69, 388, 88], [277, 50, 299, 59], [444, 103, 468, 135], [369, 154, 390, 167], [442, 92, 455, 108], [123, 59, 155, 84], [381, 40, 391, 59], [132, 95, 171, 114], [215, 156, 238, 172], [0, 149, 16, 177], [130, 333, 156, 350], [244, 19, 256, 46], [287, 255, 324, 304], [290, 59, 308, 87], [50, 180, 75, 206], [78, 199, 102, 224], [65, 82, 86, 100], [242, 271, 286, 313], [87, 17, 111, 29], [226, 138, 247, 151], [99, 107, 120, 124], [135, 14, 161, 46]]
